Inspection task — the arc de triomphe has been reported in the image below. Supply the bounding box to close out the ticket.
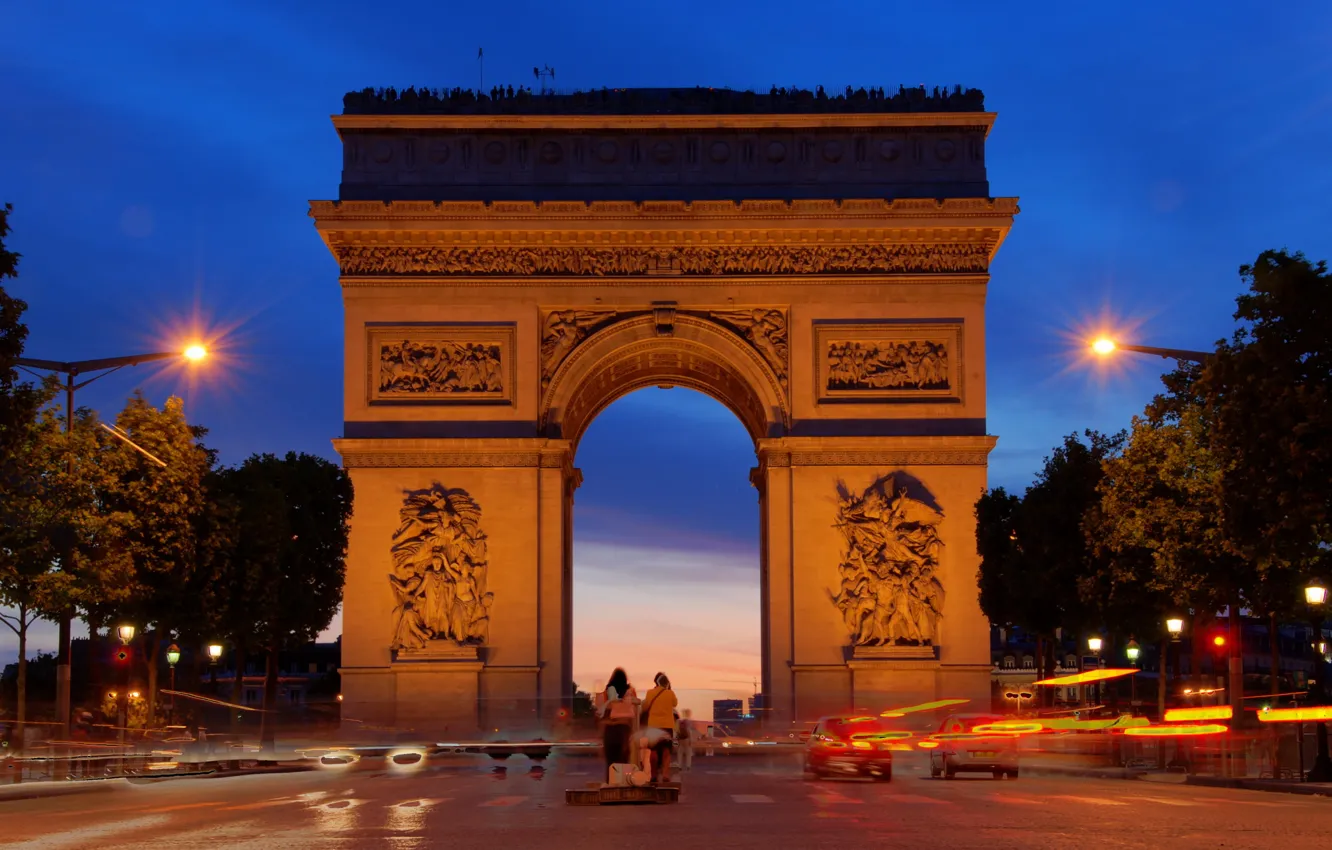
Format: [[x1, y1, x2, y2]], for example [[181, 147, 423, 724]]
[[312, 87, 1016, 733]]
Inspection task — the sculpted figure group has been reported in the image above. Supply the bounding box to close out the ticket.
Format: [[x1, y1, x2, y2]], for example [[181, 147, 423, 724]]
[[831, 475, 945, 647], [379, 340, 503, 394], [389, 485, 494, 651], [827, 340, 948, 392]]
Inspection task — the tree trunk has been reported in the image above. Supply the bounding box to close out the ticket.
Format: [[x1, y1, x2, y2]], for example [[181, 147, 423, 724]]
[[146, 630, 161, 729], [16, 604, 28, 748], [86, 613, 103, 709], [259, 643, 280, 754], [231, 641, 245, 735], [1269, 611, 1282, 698]]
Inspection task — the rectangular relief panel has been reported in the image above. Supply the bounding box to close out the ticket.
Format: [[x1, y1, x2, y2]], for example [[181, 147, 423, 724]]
[[813, 320, 963, 405], [368, 322, 516, 406]]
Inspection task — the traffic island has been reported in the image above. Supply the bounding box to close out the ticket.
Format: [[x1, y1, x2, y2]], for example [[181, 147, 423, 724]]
[[1185, 775, 1332, 796]]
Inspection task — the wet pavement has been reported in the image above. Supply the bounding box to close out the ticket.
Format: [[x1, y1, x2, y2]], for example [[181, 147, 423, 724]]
[[4, 752, 1331, 849]]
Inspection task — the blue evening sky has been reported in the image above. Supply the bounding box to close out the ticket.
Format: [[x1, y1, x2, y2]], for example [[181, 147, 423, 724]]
[[3, 1, 1330, 709]]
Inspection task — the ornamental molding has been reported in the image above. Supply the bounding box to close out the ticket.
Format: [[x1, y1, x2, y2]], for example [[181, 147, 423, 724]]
[[310, 197, 1019, 223], [756, 436, 997, 468], [330, 243, 994, 277], [333, 438, 573, 469]]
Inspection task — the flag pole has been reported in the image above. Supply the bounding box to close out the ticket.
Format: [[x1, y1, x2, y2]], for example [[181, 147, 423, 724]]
[[478, 47, 484, 94]]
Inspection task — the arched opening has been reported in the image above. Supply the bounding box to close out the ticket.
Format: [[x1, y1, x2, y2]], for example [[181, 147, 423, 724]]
[[570, 386, 761, 724]]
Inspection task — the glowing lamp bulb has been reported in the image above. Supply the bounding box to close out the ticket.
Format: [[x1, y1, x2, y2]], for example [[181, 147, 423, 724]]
[[166, 644, 181, 667], [1087, 637, 1103, 653], [1166, 618, 1184, 636], [1125, 644, 1141, 661], [117, 624, 136, 645], [1091, 338, 1117, 356], [207, 643, 224, 662], [1307, 585, 1328, 606], [184, 344, 207, 362]]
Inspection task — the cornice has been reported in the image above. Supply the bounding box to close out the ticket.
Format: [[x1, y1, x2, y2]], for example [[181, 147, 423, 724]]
[[756, 435, 997, 467], [333, 437, 573, 469], [332, 112, 998, 135], [337, 273, 993, 289], [310, 197, 1020, 224]]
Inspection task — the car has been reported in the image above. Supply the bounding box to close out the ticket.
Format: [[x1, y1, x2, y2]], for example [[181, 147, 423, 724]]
[[804, 715, 894, 781], [927, 713, 1020, 780]]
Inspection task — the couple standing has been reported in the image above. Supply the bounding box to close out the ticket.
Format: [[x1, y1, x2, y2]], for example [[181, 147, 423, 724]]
[[596, 668, 678, 783]]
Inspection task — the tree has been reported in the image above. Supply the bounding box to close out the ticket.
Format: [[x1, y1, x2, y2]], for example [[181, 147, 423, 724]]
[[1203, 250, 1331, 597], [98, 392, 215, 723], [216, 453, 352, 749], [0, 203, 44, 459], [976, 432, 1125, 701]]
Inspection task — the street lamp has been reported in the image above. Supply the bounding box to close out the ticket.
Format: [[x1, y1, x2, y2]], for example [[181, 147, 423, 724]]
[[1089, 337, 1212, 364], [114, 624, 136, 744], [1126, 640, 1142, 709], [1088, 637, 1104, 653], [207, 643, 224, 664], [16, 344, 209, 737], [1305, 582, 1332, 782], [165, 644, 181, 726]]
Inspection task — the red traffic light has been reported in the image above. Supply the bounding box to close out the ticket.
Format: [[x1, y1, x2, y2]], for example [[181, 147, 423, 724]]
[[1211, 635, 1227, 649]]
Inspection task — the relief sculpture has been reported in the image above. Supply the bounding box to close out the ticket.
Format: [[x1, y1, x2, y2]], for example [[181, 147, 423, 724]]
[[831, 475, 945, 647], [540, 309, 617, 383], [379, 339, 503, 394], [389, 484, 494, 652], [827, 340, 949, 392], [336, 243, 991, 276], [711, 309, 788, 385]]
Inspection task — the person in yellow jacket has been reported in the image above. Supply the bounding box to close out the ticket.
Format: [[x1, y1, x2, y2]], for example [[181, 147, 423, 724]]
[[637, 672, 678, 783]]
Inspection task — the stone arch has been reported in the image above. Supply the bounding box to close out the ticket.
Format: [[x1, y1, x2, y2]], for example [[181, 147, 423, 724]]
[[540, 313, 789, 450]]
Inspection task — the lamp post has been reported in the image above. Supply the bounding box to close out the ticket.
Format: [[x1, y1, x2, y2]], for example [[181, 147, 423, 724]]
[[1126, 640, 1142, 710], [1087, 637, 1104, 707], [207, 642, 224, 691], [1156, 618, 1184, 769], [16, 345, 208, 736], [115, 624, 135, 746], [1305, 583, 1332, 782], [165, 644, 181, 727]]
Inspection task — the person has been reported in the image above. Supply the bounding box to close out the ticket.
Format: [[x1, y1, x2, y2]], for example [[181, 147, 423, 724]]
[[638, 672, 678, 783], [596, 668, 638, 773], [677, 708, 694, 772]]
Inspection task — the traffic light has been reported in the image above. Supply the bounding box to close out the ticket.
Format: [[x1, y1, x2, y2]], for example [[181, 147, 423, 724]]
[[1211, 634, 1227, 650], [113, 647, 132, 664]]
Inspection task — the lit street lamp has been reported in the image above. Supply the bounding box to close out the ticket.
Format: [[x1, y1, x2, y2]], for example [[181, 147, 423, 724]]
[[165, 644, 181, 726], [1126, 640, 1142, 708], [1089, 337, 1211, 364], [1305, 582, 1332, 782], [16, 345, 208, 736], [115, 623, 135, 744]]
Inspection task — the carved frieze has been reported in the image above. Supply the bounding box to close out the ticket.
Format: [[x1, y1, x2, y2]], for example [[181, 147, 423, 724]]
[[368, 324, 516, 405], [334, 243, 992, 277], [814, 322, 962, 404], [832, 475, 945, 648], [389, 484, 493, 653]]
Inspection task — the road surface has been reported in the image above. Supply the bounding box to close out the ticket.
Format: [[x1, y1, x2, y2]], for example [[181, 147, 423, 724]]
[[3, 753, 1330, 849]]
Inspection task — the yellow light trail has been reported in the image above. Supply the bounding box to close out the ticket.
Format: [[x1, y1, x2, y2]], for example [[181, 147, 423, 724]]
[[1124, 724, 1228, 737], [1164, 706, 1233, 722], [1032, 668, 1138, 686], [1258, 706, 1332, 723]]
